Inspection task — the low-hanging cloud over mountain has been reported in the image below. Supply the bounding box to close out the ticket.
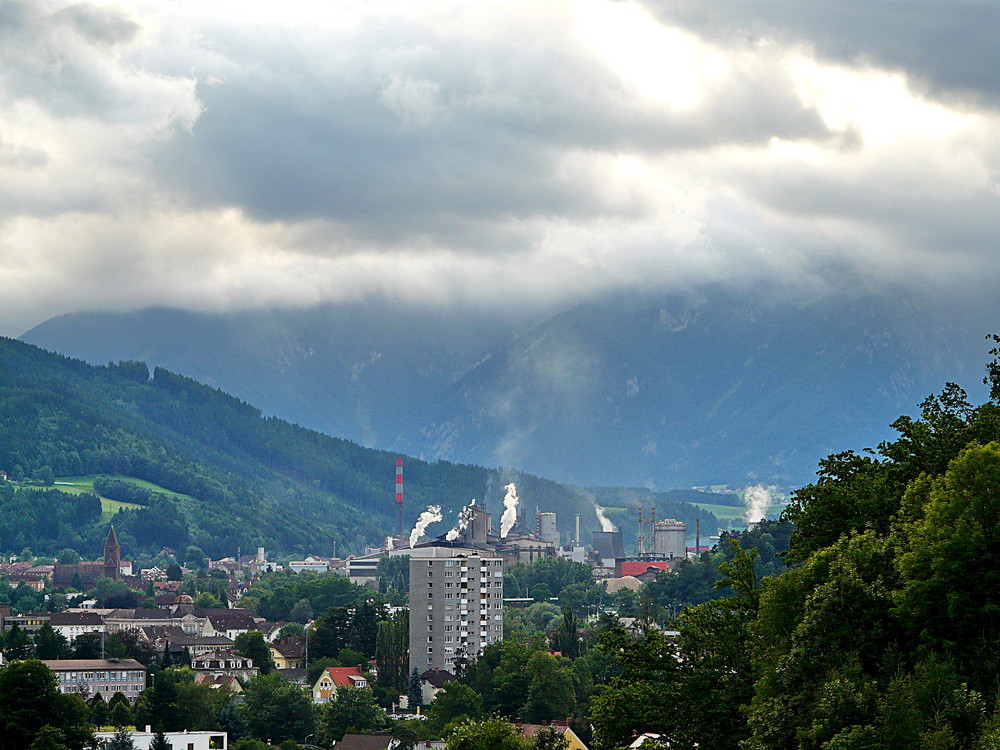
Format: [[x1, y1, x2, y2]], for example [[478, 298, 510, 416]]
[[2, 0, 1000, 335]]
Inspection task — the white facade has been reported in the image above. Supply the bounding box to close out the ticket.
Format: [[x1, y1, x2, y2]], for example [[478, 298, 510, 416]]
[[95, 728, 227, 749]]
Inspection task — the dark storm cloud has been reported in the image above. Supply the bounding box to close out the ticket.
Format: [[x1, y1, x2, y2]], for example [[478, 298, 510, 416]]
[[2, 0, 1000, 337], [146, 15, 833, 245], [643, 0, 1000, 103]]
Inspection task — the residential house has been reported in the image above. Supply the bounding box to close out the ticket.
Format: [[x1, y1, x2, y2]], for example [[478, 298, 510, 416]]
[[191, 650, 258, 683], [198, 609, 265, 640], [270, 636, 307, 669], [418, 668, 456, 705], [312, 666, 369, 703], [195, 674, 244, 693], [6, 572, 46, 591], [519, 724, 591, 750], [277, 668, 310, 688], [142, 626, 235, 661]]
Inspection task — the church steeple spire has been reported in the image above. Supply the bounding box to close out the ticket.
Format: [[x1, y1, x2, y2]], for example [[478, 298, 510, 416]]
[[104, 525, 121, 581]]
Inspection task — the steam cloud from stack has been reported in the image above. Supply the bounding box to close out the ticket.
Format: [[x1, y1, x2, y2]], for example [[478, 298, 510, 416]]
[[446, 500, 477, 541], [742, 485, 773, 525], [500, 483, 519, 538], [409, 505, 442, 548], [595, 503, 615, 532]]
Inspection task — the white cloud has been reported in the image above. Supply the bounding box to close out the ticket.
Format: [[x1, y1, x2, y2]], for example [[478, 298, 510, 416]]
[[2, 0, 1000, 335]]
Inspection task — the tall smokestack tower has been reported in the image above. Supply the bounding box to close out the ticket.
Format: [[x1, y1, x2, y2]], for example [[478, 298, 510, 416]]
[[395, 458, 404, 539]]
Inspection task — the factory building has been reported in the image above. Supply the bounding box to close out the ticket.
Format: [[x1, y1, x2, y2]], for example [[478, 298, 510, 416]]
[[536, 512, 559, 545], [653, 519, 687, 560], [592, 531, 625, 569]]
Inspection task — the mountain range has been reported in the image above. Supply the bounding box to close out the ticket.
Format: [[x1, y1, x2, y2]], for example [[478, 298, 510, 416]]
[[20, 286, 995, 489]]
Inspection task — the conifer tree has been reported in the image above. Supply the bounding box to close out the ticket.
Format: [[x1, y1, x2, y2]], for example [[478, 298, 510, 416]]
[[408, 667, 423, 710]]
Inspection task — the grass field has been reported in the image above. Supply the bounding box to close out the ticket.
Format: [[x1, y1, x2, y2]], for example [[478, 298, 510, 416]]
[[55, 474, 195, 501], [52, 474, 195, 522], [691, 502, 747, 520]]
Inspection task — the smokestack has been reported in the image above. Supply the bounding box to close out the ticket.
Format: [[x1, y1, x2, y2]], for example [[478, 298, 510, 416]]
[[696, 518, 700, 556], [395, 458, 404, 538], [575, 514, 581, 546]]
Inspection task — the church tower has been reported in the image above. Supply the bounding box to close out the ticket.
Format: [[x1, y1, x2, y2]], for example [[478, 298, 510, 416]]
[[104, 526, 121, 581]]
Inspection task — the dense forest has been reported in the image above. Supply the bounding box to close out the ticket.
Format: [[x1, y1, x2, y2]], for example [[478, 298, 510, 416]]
[[588, 345, 1000, 749], [0, 337, 612, 558]]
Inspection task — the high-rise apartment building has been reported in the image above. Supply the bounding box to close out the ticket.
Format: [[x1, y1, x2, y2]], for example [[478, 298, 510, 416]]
[[408, 547, 504, 674]]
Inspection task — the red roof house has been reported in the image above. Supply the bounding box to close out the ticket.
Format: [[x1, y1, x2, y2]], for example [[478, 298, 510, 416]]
[[311, 666, 369, 703]]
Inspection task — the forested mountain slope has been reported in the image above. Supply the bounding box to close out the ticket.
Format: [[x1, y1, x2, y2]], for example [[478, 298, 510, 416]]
[[0, 336, 599, 558]]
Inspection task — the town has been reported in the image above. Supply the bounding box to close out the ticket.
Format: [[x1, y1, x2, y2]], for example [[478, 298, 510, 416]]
[[0, 468, 734, 750]]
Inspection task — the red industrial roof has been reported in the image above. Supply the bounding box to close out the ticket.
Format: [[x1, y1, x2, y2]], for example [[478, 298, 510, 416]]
[[619, 561, 671, 577]]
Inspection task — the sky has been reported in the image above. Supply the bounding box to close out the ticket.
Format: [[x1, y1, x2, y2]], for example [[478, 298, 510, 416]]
[[2, 0, 1000, 337]]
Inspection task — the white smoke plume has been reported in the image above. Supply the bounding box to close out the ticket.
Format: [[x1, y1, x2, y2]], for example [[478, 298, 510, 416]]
[[409, 505, 442, 548], [500, 483, 519, 538], [385, 536, 394, 552], [595, 503, 615, 532], [446, 500, 477, 541], [742, 485, 774, 525]]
